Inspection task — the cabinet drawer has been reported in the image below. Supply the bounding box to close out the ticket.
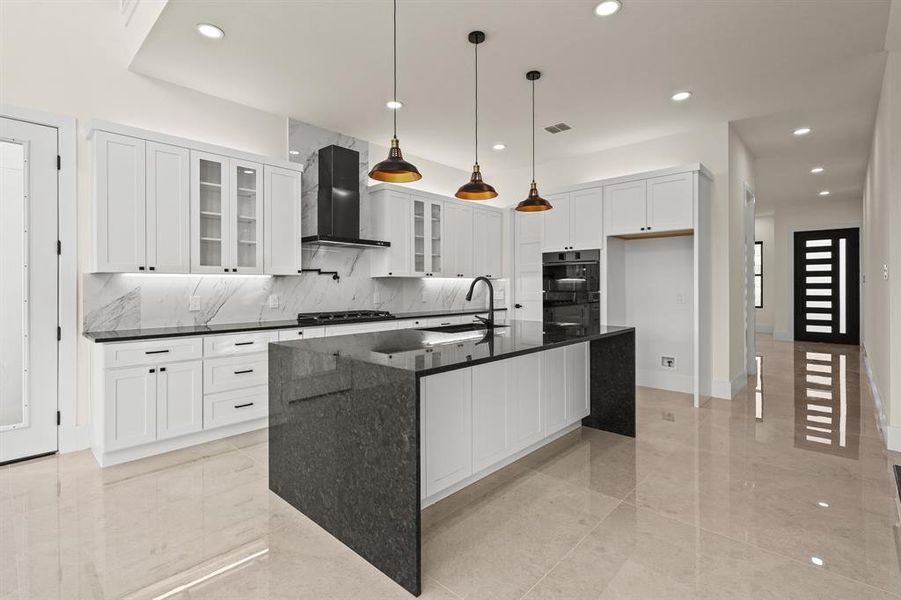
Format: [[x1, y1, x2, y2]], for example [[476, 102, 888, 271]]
[[204, 386, 268, 429], [324, 321, 398, 336], [423, 315, 465, 327], [396, 319, 424, 329], [276, 327, 326, 342], [204, 354, 268, 394], [203, 331, 277, 357], [104, 337, 203, 368]]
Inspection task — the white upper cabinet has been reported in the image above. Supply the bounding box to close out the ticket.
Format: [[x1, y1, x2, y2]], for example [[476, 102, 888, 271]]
[[412, 194, 444, 277], [444, 202, 474, 278], [93, 131, 147, 272], [542, 193, 571, 252], [604, 172, 693, 236], [264, 165, 302, 275], [542, 188, 603, 252], [647, 172, 693, 232], [192, 152, 264, 274], [370, 187, 413, 277], [604, 179, 648, 236], [473, 208, 503, 279], [146, 142, 190, 273]]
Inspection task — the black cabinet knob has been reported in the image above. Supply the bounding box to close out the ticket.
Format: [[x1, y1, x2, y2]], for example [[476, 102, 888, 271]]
[[149, 266, 155, 271], [160, 367, 166, 372], [149, 368, 155, 373], [138, 266, 145, 271]]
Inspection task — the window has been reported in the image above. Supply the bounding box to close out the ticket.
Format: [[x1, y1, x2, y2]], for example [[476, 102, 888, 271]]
[[754, 241, 763, 308]]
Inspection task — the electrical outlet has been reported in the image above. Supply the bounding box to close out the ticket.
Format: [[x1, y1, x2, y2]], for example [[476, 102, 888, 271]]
[[676, 293, 685, 305], [268, 294, 279, 309], [661, 356, 676, 369], [884, 264, 889, 281], [189, 296, 201, 312]]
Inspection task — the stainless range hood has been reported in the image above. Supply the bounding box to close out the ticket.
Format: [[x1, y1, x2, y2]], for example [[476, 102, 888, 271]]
[[301, 145, 390, 248]]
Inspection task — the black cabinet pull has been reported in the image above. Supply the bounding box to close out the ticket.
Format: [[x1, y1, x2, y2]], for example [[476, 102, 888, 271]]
[[138, 266, 145, 271], [514, 303, 523, 308], [234, 402, 255, 409], [149, 368, 155, 373], [149, 266, 155, 271], [224, 268, 229, 272], [159, 367, 166, 372], [234, 369, 254, 375], [232, 268, 238, 272], [145, 349, 170, 355], [234, 341, 254, 346], [647, 227, 652, 231]]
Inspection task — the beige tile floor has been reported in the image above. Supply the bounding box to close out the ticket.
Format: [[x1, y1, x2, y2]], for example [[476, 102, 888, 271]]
[[2, 335, 900, 599]]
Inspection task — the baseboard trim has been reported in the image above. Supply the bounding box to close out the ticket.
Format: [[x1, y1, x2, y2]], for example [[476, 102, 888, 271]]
[[773, 330, 793, 342], [58, 424, 91, 453], [862, 346, 896, 451], [711, 371, 748, 400], [635, 369, 693, 394]]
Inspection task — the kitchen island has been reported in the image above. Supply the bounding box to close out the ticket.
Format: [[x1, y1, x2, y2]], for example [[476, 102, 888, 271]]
[[268, 319, 635, 596]]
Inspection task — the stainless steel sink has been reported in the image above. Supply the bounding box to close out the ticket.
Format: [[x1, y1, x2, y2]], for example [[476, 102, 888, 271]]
[[418, 323, 509, 334]]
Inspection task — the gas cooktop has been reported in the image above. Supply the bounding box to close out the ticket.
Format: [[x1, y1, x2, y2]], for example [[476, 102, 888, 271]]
[[296, 310, 396, 326]]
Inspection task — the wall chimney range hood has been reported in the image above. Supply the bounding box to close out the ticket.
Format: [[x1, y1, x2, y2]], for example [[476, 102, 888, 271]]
[[301, 145, 390, 248]]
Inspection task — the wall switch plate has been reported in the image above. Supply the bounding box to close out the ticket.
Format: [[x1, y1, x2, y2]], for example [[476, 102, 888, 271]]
[[189, 296, 201, 312], [661, 356, 676, 369], [268, 294, 279, 309], [884, 264, 889, 281], [676, 293, 685, 305]]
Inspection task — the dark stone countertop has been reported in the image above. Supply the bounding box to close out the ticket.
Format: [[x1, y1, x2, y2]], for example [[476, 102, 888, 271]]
[[82, 307, 507, 343], [271, 319, 634, 377]]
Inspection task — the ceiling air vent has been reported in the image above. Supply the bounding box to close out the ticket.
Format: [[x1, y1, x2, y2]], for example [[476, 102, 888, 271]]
[[544, 122, 572, 134]]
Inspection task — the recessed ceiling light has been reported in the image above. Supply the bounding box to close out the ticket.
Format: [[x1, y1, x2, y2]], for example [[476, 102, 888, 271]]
[[811, 557, 824, 567], [819, 190, 830, 196], [594, 0, 622, 16], [386, 100, 403, 110], [289, 150, 300, 156], [671, 91, 692, 102], [492, 143, 506, 151], [817, 501, 829, 508], [810, 166, 824, 173], [793, 127, 812, 136], [196, 23, 225, 39]]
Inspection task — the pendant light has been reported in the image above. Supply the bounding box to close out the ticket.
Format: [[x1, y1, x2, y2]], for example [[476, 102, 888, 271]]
[[455, 31, 497, 200], [369, 0, 422, 183], [515, 70, 553, 212]]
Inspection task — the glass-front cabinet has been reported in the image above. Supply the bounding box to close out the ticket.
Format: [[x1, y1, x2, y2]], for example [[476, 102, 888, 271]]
[[411, 194, 443, 277], [191, 151, 263, 274]]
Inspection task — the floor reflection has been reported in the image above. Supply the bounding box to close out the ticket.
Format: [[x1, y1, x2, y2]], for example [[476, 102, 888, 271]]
[[793, 346, 860, 459]]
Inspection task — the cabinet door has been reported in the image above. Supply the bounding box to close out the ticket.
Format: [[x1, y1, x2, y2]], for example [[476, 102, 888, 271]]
[[473, 208, 503, 278], [192, 151, 230, 273], [570, 188, 604, 251], [146, 142, 190, 273], [412, 196, 428, 276], [93, 131, 146, 272], [423, 369, 472, 497], [604, 179, 647, 236], [565, 342, 590, 421], [104, 366, 156, 450], [509, 353, 543, 452], [472, 361, 511, 472], [542, 193, 571, 252], [156, 360, 203, 440], [428, 200, 444, 276], [514, 210, 544, 321], [370, 189, 411, 277], [264, 165, 302, 275], [445, 202, 473, 277], [231, 159, 264, 273], [542, 347, 568, 435], [646, 172, 693, 233]]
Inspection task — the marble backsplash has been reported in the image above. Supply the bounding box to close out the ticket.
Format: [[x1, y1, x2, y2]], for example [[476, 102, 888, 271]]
[[83, 245, 504, 331]]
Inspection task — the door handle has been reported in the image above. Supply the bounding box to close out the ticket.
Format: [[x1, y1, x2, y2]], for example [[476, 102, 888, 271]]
[[233, 369, 254, 375]]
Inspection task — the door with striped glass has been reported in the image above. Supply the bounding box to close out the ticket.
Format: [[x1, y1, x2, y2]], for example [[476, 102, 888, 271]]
[[792, 228, 859, 344]]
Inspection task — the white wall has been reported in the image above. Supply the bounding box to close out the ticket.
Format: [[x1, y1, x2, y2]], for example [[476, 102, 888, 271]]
[[494, 124, 738, 393], [770, 197, 863, 341], [0, 1, 291, 429], [754, 216, 776, 333], [862, 49, 901, 445]]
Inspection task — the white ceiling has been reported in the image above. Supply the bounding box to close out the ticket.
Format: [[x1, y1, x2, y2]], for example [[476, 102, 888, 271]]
[[132, 0, 893, 208]]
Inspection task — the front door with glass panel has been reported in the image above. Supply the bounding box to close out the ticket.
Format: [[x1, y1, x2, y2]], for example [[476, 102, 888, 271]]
[[793, 228, 859, 345], [0, 117, 59, 463]]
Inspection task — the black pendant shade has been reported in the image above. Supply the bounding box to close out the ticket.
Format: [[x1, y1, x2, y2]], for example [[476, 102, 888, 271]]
[[369, 0, 421, 183], [370, 138, 422, 183], [516, 70, 552, 212], [456, 30, 497, 200]]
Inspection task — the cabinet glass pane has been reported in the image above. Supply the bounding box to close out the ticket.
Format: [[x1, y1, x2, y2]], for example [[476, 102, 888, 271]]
[[430, 202, 441, 273], [198, 159, 223, 267], [414, 200, 425, 272], [236, 166, 258, 268]]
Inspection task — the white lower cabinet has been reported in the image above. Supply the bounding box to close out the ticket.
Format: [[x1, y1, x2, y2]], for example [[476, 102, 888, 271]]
[[203, 353, 269, 395], [156, 360, 203, 440], [423, 369, 473, 497], [276, 326, 325, 341], [421, 344, 590, 503], [103, 365, 157, 451], [204, 386, 268, 429]]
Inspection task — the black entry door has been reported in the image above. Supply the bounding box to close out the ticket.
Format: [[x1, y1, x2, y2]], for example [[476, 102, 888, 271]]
[[793, 228, 859, 344]]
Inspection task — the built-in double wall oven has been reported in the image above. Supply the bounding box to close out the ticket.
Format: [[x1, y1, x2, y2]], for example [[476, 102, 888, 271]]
[[542, 249, 600, 330]]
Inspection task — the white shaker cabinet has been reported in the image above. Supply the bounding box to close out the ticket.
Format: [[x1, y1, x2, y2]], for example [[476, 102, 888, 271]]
[[542, 188, 604, 252], [93, 131, 147, 272], [542, 347, 568, 435], [444, 202, 474, 278], [412, 194, 444, 277], [604, 172, 693, 236], [473, 207, 503, 278], [565, 342, 590, 420], [264, 165, 303, 275], [604, 179, 647, 236], [146, 142, 191, 273], [542, 193, 571, 252], [370, 187, 413, 277], [103, 366, 157, 451], [156, 360, 203, 440], [471, 361, 511, 472], [509, 353, 543, 452], [423, 368, 472, 497]]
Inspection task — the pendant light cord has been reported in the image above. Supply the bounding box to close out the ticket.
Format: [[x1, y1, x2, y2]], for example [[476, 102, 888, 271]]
[[531, 79, 536, 182], [393, 0, 397, 139], [474, 40, 479, 165]]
